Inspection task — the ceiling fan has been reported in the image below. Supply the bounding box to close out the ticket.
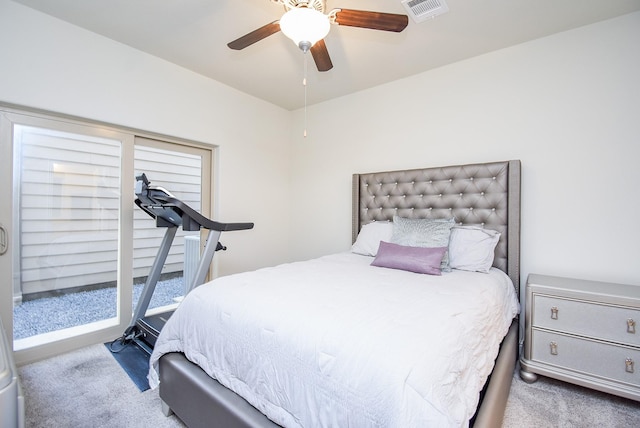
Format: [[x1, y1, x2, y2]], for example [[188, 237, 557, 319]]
[[227, 0, 409, 72]]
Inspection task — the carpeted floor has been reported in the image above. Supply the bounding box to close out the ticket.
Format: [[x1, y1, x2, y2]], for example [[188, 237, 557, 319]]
[[17, 344, 640, 427], [503, 366, 640, 427], [18, 344, 185, 427]]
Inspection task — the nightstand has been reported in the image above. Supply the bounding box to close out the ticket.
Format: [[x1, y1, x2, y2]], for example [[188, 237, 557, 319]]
[[520, 274, 640, 401]]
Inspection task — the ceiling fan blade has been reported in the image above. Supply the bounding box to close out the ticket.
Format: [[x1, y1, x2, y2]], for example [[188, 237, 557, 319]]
[[310, 39, 333, 72], [333, 9, 408, 32], [227, 21, 281, 50]]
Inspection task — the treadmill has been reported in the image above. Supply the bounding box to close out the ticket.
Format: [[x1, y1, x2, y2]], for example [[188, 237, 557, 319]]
[[122, 173, 253, 354]]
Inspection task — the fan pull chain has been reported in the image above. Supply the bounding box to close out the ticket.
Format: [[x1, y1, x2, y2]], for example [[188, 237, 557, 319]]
[[303, 51, 308, 138]]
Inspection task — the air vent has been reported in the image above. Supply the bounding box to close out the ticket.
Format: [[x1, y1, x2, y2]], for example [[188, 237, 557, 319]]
[[401, 0, 449, 23]]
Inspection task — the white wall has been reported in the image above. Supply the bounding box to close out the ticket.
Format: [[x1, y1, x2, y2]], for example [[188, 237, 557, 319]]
[[0, 0, 293, 276], [290, 12, 640, 288]]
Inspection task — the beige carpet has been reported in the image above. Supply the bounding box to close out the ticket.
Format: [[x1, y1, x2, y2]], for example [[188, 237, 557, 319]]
[[18, 344, 640, 427], [18, 344, 184, 427], [503, 367, 640, 427]]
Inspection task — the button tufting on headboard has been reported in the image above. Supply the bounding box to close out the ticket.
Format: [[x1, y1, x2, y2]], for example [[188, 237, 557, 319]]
[[352, 160, 521, 291]]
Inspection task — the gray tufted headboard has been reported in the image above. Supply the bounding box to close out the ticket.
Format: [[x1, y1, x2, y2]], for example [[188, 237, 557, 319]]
[[352, 160, 521, 291]]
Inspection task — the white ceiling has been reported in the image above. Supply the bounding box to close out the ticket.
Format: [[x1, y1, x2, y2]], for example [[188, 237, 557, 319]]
[[12, 0, 640, 110]]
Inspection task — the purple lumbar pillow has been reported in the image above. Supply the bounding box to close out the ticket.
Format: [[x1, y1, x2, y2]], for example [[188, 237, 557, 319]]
[[371, 241, 447, 275]]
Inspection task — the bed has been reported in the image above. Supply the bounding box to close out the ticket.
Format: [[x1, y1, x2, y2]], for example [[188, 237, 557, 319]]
[[149, 160, 521, 428]]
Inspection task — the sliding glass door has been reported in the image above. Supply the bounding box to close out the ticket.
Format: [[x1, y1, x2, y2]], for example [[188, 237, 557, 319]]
[[0, 108, 212, 364]]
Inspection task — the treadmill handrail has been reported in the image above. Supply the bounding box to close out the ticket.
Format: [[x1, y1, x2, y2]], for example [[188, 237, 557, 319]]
[[136, 194, 253, 232], [165, 195, 252, 231], [134, 172, 253, 232]]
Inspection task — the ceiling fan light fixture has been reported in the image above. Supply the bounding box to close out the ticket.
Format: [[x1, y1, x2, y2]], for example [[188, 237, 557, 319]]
[[280, 7, 330, 52]]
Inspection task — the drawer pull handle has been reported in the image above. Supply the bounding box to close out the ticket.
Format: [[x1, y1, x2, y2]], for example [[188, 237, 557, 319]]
[[550, 307, 558, 320], [627, 319, 636, 334], [626, 358, 634, 373], [550, 341, 558, 355]]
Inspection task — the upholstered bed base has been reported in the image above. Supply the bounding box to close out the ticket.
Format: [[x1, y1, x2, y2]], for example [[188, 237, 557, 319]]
[[159, 352, 279, 428], [159, 319, 517, 428], [158, 160, 521, 427]]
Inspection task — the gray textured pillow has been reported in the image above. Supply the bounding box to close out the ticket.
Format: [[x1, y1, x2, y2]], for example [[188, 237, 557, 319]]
[[390, 216, 455, 271]]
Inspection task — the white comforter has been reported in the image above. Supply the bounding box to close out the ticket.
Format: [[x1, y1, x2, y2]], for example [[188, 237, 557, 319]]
[[149, 252, 519, 427]]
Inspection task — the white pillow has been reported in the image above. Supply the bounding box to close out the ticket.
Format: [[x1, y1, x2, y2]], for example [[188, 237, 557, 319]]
[[448, 226, 501, 273], [351, 221, 393, 256]]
